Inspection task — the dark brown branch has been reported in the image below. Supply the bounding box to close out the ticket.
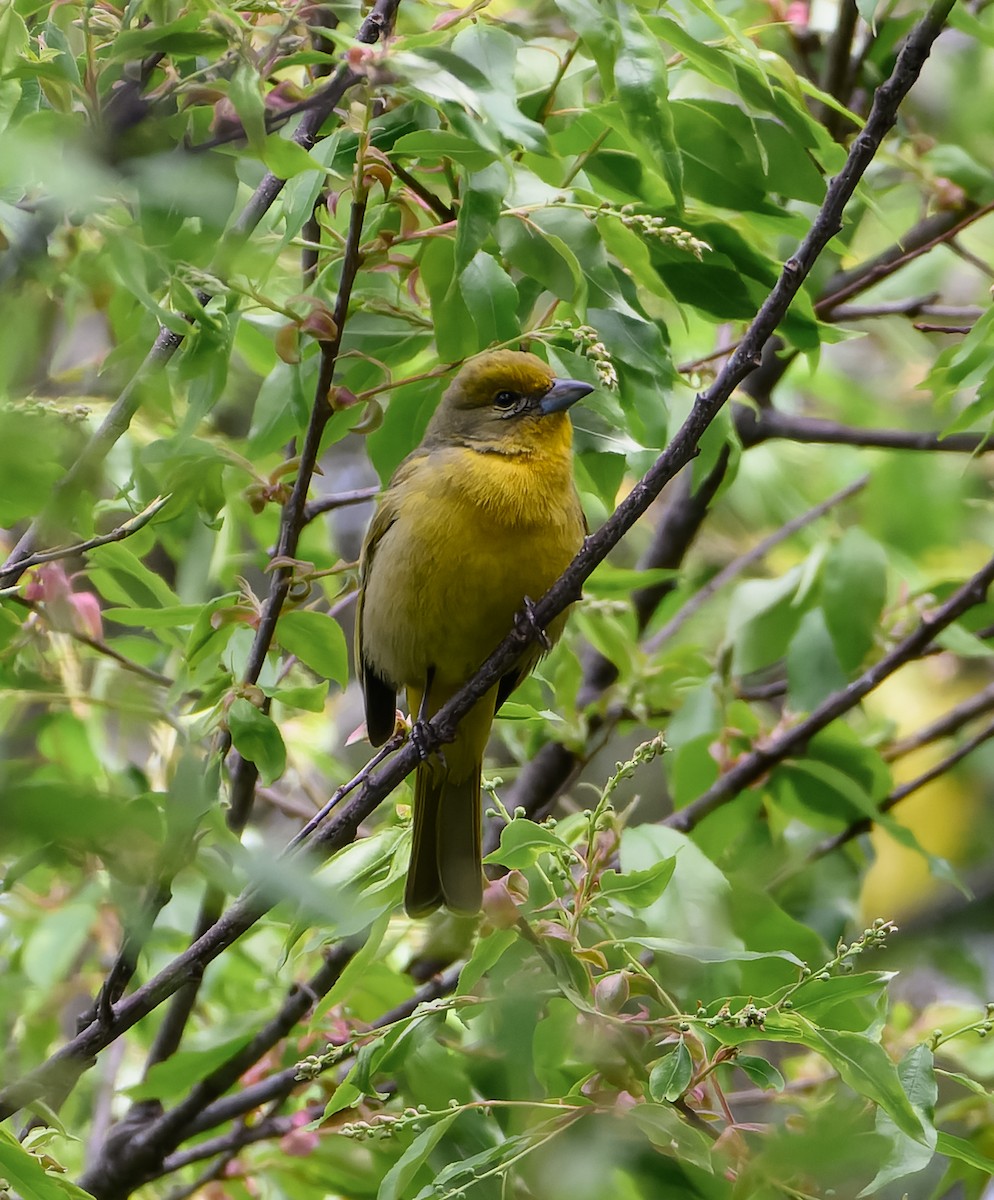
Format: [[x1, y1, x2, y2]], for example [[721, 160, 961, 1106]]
[[161, 965, 461, 1149], [225, 189, 370, 832], [737, 407, 994, 454], [0, 0, 955, 1124], [884, 681, 994, 760], [913, 322, 974, 334], [828, 293, 940, 320], [816, 201, 994, 316], [302, 486, 380, 524], [78, 945, 354, 1199], [390, 158, 456, 222], [667, 549, 994, 835], [797, 713, 994, 867], [159, 1105, 319, 1176], [818, 0, 860, 136]]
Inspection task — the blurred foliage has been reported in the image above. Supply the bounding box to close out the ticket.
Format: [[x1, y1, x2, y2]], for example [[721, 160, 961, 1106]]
[[2, 0, 994, 1197]]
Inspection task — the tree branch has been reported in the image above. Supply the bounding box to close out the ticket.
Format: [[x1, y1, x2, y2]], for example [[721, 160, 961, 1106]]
[[667, 549, 994, 835], [302, 486, 380, 524], [78, 945, 355, 1198], [884, 680, 994, 760], [816, 200, 994, 316], [796, 713, 994, 868], [737, 407, 994, 454]]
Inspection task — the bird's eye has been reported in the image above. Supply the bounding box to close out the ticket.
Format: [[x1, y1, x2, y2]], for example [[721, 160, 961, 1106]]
[[493, 391, 517, 410]]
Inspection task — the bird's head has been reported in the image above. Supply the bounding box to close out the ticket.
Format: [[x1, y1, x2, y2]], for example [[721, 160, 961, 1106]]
[[424, 349, 594, 455]]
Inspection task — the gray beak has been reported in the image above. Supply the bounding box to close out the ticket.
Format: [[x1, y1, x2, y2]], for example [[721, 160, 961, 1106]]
[[538, 378, 595, 415]]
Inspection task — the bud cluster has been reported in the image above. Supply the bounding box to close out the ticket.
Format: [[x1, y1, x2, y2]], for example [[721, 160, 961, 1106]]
[[553, 321, 618, 389]]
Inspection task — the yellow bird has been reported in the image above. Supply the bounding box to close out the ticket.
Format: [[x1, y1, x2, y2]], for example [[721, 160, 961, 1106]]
[[356, 350, 592, 917]]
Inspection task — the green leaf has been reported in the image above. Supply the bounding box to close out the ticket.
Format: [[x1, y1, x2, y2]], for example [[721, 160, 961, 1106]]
[[820, 528, 888, 671], [624, 937, 804, 968], [936, 1131, 994, 1174], [102, 604, 206, 628], [100, 15, 226, 59], [127, 1029, 258, 1102], [735, 1055, 785, 1092], [458, 251, 519, 348], [277, 610, 349, 685], [452, 160, 506, 275], [799, 1023, 927, 1144], [935, 1068, 993, 1099], [378, 1112, 460, 1200], [421, 236, 479, 362], [613, 4, 683, 210], [484, 819, 574, 868], [87, 542, 179, 609], [648, 1038, 694, 1102], [263, 681, 329, 712], [227, 698, 286, 785], [859, 1043, 937, 1195], [631, 1104, 713, 1173], [261, 134, 323, 180], [227, 59, 267, 155], [0, 1129, 94, 1200], [787, 607, 848, 712], [392, 129, 496, 169], [598, 857, 677, 907]]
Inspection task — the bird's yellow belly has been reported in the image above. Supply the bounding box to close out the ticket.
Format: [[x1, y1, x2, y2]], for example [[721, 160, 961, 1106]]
[[361, 460, 581, 690]]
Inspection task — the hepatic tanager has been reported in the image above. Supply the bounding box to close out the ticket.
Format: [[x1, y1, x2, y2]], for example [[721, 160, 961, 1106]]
[[356, 350, 592, 917]]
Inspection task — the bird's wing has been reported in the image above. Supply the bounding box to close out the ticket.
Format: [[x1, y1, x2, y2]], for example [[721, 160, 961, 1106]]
[[355, 455, 427, 746]]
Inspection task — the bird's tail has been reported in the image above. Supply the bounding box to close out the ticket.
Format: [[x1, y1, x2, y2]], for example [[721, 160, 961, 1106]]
[[404, 687, 496, 918], [405, 758, 482, 917]]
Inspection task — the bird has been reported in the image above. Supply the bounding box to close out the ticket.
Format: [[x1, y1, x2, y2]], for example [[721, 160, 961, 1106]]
[[355, 349, 593, 917]]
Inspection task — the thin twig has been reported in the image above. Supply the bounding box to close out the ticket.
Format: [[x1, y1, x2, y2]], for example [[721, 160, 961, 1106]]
[[795, 714, 994, 869], [645, 474, 869, 652], [884, 681, 994, 760], [390, 158, 456, 222], [302, 486, 380, 523], [667, 548, 994, 835], [815, 200, 994, 315], [161, 965, 462, 1149], [8, 495, 171, 572]]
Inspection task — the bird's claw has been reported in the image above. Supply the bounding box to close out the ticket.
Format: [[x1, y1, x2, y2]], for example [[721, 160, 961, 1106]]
[[517, 596, 552, 651], [410, 718, 447, 770]]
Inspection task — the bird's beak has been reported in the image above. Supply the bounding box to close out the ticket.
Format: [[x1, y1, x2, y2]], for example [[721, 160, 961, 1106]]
[[538, 378, 595, 415]]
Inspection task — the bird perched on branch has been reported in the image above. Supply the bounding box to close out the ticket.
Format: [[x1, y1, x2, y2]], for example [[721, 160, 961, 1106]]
[[356, 350, 593, 917]]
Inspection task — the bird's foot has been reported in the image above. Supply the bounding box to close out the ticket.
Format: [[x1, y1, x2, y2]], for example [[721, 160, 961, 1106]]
[[410, 718, 446, 770], [516, 595, 552, 650]]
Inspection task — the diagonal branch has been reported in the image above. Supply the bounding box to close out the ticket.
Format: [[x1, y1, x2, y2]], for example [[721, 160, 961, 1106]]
[[884, 681, 994, 760], [790, 713, 994, 871], [666, 549, 994, 835]]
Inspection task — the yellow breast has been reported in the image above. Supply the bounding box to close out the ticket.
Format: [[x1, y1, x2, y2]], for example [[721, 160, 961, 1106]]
[[360, 433, 584, 690]]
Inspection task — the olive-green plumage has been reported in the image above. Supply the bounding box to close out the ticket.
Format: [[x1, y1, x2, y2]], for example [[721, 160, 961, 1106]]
[[356, 350, 592, 917]]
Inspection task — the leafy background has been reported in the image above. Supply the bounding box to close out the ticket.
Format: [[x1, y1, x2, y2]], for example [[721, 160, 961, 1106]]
[[2, 0, 994, 1197]]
